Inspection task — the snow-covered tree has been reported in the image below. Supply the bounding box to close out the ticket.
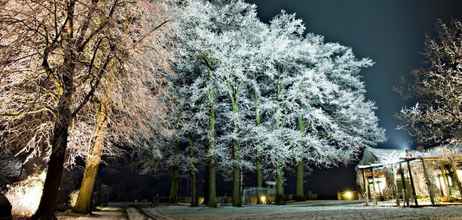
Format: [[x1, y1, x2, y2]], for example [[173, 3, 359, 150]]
[[175, 0, 255, 206], [174, 0, 221, 207], [399, 20, 462, 147], [399, 20, 462, 196], [247, 11, 385, 203], [0, 0, 170, 217], [173, 0, 385, 206]]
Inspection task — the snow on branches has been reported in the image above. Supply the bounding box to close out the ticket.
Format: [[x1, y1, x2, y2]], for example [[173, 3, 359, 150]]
[[169, 0, 385, 177], [399, 20, 462, 147]]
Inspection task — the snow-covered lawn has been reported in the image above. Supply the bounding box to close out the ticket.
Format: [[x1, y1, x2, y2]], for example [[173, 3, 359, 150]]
[[143, 201, 462, 220], [56, 208, 127, 220]]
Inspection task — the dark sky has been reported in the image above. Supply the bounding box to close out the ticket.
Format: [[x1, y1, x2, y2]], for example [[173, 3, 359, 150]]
[[248, 0, 462, 149]]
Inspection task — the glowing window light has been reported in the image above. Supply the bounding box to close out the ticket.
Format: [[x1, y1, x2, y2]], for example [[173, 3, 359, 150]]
[[198, 197, 205, 205], [368, 177, 386, 194], [343, 191, 354, 200]]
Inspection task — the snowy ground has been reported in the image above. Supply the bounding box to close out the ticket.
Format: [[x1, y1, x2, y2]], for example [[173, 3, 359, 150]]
[[142, 201, 462, 220], [56, 208, 127, 220]]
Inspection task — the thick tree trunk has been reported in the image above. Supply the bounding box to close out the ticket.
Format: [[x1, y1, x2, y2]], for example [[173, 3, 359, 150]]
[[169, 166, 180, 203], [73, 98, 109, 213], [232, 164, 241, 206], [32, 117, 71, 220], [275, 164, 284, 205], [295, 161, 304, 200], [33, 32, 76, 220], [190, 171, 198, 206]]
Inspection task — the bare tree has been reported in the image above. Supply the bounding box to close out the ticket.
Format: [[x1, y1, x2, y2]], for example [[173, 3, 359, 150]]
[[73, 2, 173, 212], [399, 20, 462, 146], [0, 0, 168, 218], [399, 20, 462, 202]]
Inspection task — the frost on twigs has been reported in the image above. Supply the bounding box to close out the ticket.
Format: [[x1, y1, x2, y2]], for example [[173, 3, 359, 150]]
[[399, 20, 462, 147], [167, 0, 385, 177]]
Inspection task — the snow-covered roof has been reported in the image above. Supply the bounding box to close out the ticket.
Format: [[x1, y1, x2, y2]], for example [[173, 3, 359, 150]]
[[358, 147, 406, 166], [358, 146, 462, 168]]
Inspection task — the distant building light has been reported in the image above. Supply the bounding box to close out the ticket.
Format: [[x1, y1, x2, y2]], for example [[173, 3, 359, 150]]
[[343, 190, 354, 200], [259, 195, 267, 204]]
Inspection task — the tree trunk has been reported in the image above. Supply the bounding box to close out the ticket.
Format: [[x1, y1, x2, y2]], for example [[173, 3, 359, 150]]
[[295, 161, 304, 200], [231, 96, 241, 207], [206, 64, 218, 208], [33, 33, 76, 220], [207, 160, 217, 207], [73, 97, 109, 213], [190, 171, 198, 206], [256, 159, 263, 204], [275, 164, 284, 205], [295, 115, 305, 201], [254, 93, 263, 204], [187, 138, 198, 207], [32, 117, 71, 220], [232, 163, 241, 206], [169, 166, 180, 203], [203, 166, 209, 204]]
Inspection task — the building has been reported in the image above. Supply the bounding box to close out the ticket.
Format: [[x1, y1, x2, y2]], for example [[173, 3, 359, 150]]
[[356, 146, 462, 207]]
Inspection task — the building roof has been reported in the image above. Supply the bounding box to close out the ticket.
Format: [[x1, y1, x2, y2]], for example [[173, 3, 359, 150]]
[[357, 146, 462, 169], [358, 147, 405, 166]]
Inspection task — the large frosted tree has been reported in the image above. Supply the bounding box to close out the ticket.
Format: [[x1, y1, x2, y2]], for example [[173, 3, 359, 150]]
[[173, 0, 385, 206]]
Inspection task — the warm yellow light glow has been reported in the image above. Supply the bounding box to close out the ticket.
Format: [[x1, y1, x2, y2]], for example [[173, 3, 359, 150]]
[[69, 190, 79, 208], [343, 190, 354, 200], [198, 197, 205, 205], [259, 195, 267, 204], [5, 171, 46, 217]]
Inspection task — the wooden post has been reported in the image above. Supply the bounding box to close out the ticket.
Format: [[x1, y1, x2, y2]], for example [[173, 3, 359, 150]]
[[399, 162, 409, 207], [391, 166, 400, 207], [420, 158, 435, 206], [406, 159, 419, 206], [439, 162, 451, 198], [371, 167, 379, 205], [361, 168, 369, 206]]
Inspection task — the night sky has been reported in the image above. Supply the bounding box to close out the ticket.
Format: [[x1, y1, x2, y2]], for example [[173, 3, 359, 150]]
[[248, 0, 462, 149], [242, 0, 462, 196]]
